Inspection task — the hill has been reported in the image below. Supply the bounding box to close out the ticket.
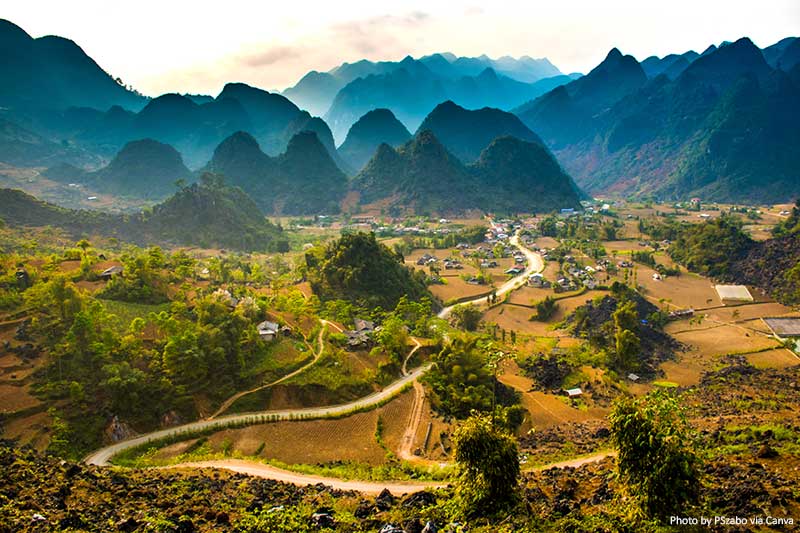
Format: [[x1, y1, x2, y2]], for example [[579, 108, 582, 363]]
[[144, 175, 288, 251], [82, 139, 192, 200], [206, 131, 347, 215], [0, 19, 146, 112], [416, 101, 544, 162], [337, 108, 412, 171], [352, 130, 581, 214], [515, 38, 800, 202], [305, 232, 431, 310], [0, 178, 287, 252], [470, 136, 582, 212]]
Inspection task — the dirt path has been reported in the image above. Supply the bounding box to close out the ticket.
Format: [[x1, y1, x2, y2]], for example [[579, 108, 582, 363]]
[[530, 451, 616, 471], [169, 459, 446, 495], [167, 450, 616, 495], [401, 337, 422, 376], [208, 320, 337, 419], [397, 381, 426, 461]]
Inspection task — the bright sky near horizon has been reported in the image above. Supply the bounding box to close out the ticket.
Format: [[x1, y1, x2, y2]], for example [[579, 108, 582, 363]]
[[4, 0, 799, 97]]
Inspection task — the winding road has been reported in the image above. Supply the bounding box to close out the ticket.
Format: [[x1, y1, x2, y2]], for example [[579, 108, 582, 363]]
[[83, 228, 568, 494]]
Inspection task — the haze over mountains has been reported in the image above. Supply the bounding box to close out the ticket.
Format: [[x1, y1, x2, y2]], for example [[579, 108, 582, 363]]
[[0, 16, 798, 211], [284, 53, 564, 118]]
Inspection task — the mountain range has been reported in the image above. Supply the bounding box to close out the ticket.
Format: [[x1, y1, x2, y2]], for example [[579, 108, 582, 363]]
[[1, 16, 798, 206], [283, 53, 564, 118], [515, 37, 800, 202], [323, 58, 576, 142]]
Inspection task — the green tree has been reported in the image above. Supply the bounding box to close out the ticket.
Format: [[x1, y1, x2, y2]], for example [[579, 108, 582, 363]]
[[610, 390, 701, 520], [450, 303, 482, 331], [452, 413, 520, 517]]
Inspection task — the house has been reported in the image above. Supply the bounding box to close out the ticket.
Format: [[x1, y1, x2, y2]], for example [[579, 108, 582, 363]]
[[565, 388, 583, 398], [212, 288, 239, 308], [99, 265, 123, 281], [627, 373, 640, 382], [529, 273, 544, 287], [466, 276, 482, 285], [257, 321, 280, 341], [354, 318, 375, 333], [669, 309, 695, 320], [505, 266, 524, 275]]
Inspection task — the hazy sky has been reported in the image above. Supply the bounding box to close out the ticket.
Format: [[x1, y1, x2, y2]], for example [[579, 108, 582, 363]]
[[4, 0, 799, 96]]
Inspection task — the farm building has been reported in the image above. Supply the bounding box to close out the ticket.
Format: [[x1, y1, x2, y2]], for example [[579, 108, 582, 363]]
[[763, 318, 800, 340], [99, 265, 123, 280], [714, 285, 753, 303], [565, 388, 583, 398], [257, 321, 280, 341]]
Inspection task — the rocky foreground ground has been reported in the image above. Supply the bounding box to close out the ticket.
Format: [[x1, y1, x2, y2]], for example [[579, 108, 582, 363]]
[[1, 361, 799, 532]]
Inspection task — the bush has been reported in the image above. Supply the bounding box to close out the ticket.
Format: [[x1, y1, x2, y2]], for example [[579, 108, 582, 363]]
[[452, 413, 520, 517], [610, 390, 701, 520]]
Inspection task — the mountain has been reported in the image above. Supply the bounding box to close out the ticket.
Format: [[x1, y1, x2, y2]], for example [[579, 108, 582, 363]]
[[640, 51, 699, 79], [84, 139, 192, 199], [0, 19, 146, 112], [516, 38, 800, 202], [416, 101, 544, 162], [206, 131, 347, 215], [352, 130, 581, 214], [283, 53, 564, 118], [30, 83, 347, 171], [0, 179, 287, 251], [337, 109, 412, 171], [762, 37, 799, 70], [471, 136, 582, 212], [324, 61, 573, 142], [515, 48, 647, 148]]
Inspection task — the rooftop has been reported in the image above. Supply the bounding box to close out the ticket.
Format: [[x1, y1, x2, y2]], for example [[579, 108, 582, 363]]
[[763, 317, 800, 338]]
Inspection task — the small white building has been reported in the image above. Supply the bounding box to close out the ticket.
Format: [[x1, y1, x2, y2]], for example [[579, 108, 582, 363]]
[[257, 321, 280, 341]]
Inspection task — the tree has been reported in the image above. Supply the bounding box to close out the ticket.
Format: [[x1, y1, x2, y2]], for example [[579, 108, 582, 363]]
[[611, 299, 640, 371], [610, 390, 701, 520], [452, 413, 520, 517], [376, 314, 409, 362], [450, 303, 482, 331]]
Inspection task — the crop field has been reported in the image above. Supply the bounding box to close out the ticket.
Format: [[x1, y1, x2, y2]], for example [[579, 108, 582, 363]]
[[745, 349, 800, 369], [155, 390, 416, 466], [498, 361, 603, 431]]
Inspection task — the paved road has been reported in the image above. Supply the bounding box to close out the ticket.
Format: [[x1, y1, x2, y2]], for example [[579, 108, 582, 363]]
[[84, 363, 431, 466], [84, 232, 550, 493], [438, 232, 543, 319]]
